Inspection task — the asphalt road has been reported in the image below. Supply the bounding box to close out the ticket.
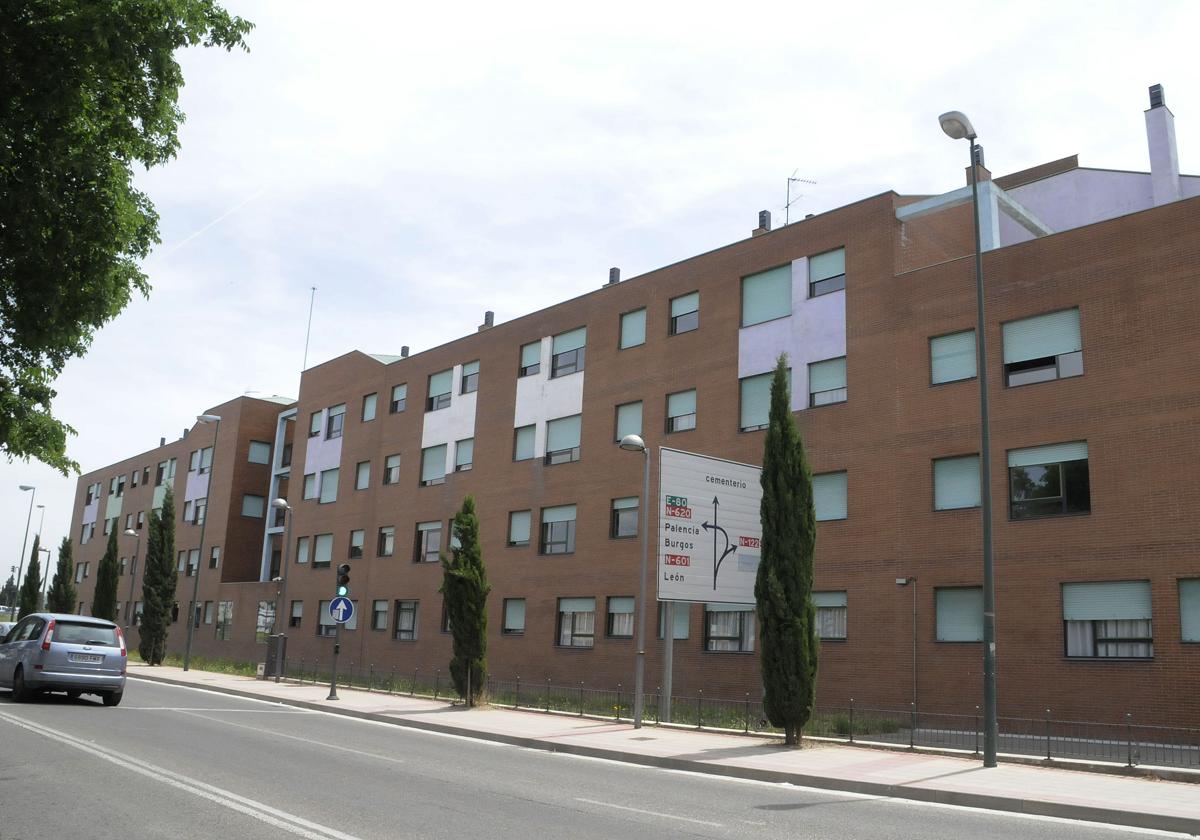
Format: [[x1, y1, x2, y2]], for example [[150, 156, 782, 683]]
[[0, 679, 1183, 840]]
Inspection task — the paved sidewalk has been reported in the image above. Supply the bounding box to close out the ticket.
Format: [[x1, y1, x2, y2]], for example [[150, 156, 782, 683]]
[[126, 664, 1200, 835]]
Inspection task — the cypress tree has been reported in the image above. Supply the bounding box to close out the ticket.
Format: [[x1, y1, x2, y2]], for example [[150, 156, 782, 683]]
[[754, 354, 819, 747], [46, 536, 77, 613], [17, 535, 42, 618], [92, 528, 120, 620], [140, 488, 177, 665], [440, 495, 490, 706]]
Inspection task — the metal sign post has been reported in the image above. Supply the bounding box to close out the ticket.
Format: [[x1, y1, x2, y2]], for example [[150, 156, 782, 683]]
[[326, 596, 354, 701]]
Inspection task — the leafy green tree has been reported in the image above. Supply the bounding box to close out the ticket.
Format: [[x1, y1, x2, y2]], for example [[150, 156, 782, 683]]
[[17, 535, 41, 618], [140, 489, 178, 664], [1, 574, 15, 613], [440, 496, 490, 706], [92, 528, 120, 621], [0, 1, 252, 474], [755, 355, 819, 747], [46, 536, 77, 614]]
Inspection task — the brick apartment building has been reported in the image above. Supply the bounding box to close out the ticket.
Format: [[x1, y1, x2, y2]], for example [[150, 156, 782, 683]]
[[68, 89, 1200, 727]]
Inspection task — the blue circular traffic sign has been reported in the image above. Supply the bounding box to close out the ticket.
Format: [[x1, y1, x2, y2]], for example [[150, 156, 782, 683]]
[[328, 596, 355, 624]]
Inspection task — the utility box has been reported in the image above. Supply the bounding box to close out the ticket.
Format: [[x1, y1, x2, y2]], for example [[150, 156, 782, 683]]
[[264, 634, 287, 679]]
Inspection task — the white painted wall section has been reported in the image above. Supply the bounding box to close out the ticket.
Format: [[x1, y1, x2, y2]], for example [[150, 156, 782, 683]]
[[304, 408, 343, 474], [184, 471, 210, 504], [421, 363, 479, 474], [82, 499, 99, 526], [104, 492, 123, 522], [513, 337, 585, 458]]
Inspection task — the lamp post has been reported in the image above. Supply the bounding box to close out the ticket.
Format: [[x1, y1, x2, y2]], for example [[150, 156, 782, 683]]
[[13, 485, 35, 619], [939, 109, 998, 768], [618, 434, 651, 728], [183, 414, 221, 671], [124, 528, 141, 628], [36, 505, 45, 536], [38, 547, 51, 611], [271, 498, 294, 683], [896, 576, 917, 712]]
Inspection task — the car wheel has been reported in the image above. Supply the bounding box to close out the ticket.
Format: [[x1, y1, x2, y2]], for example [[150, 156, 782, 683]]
[[102, 690, 123, 707], [11, 667, 30, 702]]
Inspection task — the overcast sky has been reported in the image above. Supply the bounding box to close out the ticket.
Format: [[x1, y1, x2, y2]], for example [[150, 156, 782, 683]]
[[3, 0, 1197, 589]]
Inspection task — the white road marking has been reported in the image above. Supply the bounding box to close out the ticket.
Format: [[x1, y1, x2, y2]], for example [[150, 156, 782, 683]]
[[574, 797, 725, 827], [175, 709, 406, 765], [0, 711, 363, 840], [127, 706, 311, 713]]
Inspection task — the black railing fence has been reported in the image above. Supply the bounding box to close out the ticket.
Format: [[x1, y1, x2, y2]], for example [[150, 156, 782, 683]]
[[278, 660, 1200, 770]]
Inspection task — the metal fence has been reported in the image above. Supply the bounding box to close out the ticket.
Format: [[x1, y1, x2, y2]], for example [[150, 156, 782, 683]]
[[278, 661, 1200, 770]]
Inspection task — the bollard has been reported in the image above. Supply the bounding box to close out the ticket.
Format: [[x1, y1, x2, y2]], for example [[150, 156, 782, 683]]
[[515, 676, 521, 709], [697, 690, 704, 730], [368, 664, 375, 693], [655, 687, 661, 725], [910, 702, 916, 749], [579, 681, 584, 716], [849, 699, 855, 744], [616, 684, 622, 720], [1126, 712, 1134, 767], [1045, 709, 1052, 760], [389, 666, 396, 694], [546, 678, 551, 713], [412, 668, 418, 697], [744, 693, 751, 734], [434, 669, 441, 699]]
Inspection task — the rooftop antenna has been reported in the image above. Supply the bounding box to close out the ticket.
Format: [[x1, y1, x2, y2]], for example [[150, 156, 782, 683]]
[[785, 170, 817, 225], [301, 286, 317, 372]]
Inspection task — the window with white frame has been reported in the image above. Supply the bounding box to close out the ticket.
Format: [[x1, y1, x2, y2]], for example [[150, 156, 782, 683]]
[[204, 601, 214, 625], [377, 526, 395, 557], [620, 308, 646, 349], [1063, 581, 1153, 658], [666, 389, 696, 433], [455, 438, 474, 472], [372, 599, 389, 631], [289, 600, 303, 628], [545, 415, 581, 465], [813, 472, 847, 521], [550, 328, 586, 378], [383, 454, 400, 485], [313, 533, 333, 568], [930, 329, 977, 384], [936, 587, 983, 642], [606, 596, 634, 638], [1181, 579, 1200, 643], [557, 597, 595, 647], [808, 357, 846, 407], [414, 521, 442, 563], [461, 360, 479, 394], [215, 601, 234, 640], [390, 383, 407, 413], [356, 461, 371, 490], [1008, 441, 1090, 519], [394, 600, 418, 640], [362, 392, 377, 422], [513, 425, 535, 461], [668, 292, 698, 335], [1003, 308, 1083, 387], [742, 265, 791, 327], [426, 369, 453, 411], [295, 536, 310, 565], [808, 247, 845, 297], [739, 372, 774, 432], [420, 445, 446, 486], [814, 591, 848, 640], [704, 603, 755, 652], [209, 546, 220, 569], [657, 603, 690, 640], [325, 404, 346, 439], [241, 494, 265, 518], [309, 411, 322, 438], [507, 510, 531, 547], [540, 505, 576, 554], [303, 473, 317, 500], [503, 598, 525, 634], [318, 468, 338, 504], [610, 497, 638, 538], [348, 529, 364, 559], [519, 340, 541, 377], [933, 455, 981, 510], [248, 440, 272, 464], [614, 401, 642, 442]]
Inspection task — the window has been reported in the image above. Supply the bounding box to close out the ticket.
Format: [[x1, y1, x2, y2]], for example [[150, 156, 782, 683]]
[[936, 587, 983, 642], [362, 393, 377, 422], [606, 596, 634, 638], [131, 469, 140, 488], [119, 557, 127, 576], [414, 522, 442, 563], [378, 526, 395, 557], [808, 357, 846, 406], [177, 551, 187, 573], [614, 401, 642, 442], [814, 592, 848, 640], [289, 600, 303, 628], [704, 604, 755, 652], [742, 265, 791, 327], [348, 529, 364, 559], [210, 546, 220, 569], [383, 454, 400, 485], [668, 292, 699, 335], [193, 498, 207, 525], [658, 603, 690, 640], [102, 517, 112, 536], [557, 598, 595, 647], [309, 411, 322, 438], [519, 340, 542, 377], [1008, 441, 1090, 519], [461, 360, 479, 394], [390, 383, 407, 413], [188, 549, 200, 576], [441, 601, 452, 633], [216, 601, 234, 641], [256, 601, 276, 643], [241, 494, 265, 518], [513, 425, 535, 461], [136, 511, 145, 530], [248, 440, 272, 464], [503, 598, 525, 634], [203, 601, 214, 625], [508, 511, 531, 547], [317, 600, 335, 637], [318, 468, 339, 504], [296, 536, 310, 565], [115, 475, 127, 496], [153, 462, 166, 486], [550, 328, 586, 377], [666, 389, 696, 433], [455, 438, 474, 472], [125, 513, 133, 530], [809, 247, 845, 297], [75, 563, 86, 583], [356, 461, 371, 490], [620, 309, 646, 349], [1003, 308, 1083, 387], [1063, 581, 1153, 658], [313, 533, 333, 568], [610, 497, 638, 538], [739, 372, 773, 432], [85, 482, 99, 505], [303, 473, 317, 500], [394, 600, 418, 641], [1180, 579, 1200, 643], [933, 455, 981, 510], [540, 505, 576, 554], [420, 445, 446, 486], [324, 403, 346, 439], [372, 600, 389, 631], [426, 369, 453, 411], [813, 472, 848, 521], [545, 415, 581, 464], [931, 330, 977, 384]]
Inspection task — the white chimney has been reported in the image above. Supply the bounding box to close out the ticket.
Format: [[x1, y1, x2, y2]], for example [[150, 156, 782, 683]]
[[1145, 83, 1181, 206]]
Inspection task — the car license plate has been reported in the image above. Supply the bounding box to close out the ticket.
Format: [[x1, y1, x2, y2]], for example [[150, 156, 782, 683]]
[[69, 653, 103, 664]]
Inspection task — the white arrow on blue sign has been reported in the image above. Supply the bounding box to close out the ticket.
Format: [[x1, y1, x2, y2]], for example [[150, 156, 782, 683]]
[[328, 596, 355, 624]]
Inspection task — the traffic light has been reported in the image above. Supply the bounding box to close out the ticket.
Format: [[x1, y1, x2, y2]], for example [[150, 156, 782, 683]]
[[336, 563, 351, 596]]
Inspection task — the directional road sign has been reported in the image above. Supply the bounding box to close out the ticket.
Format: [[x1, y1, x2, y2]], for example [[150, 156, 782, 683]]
[[328, 596, 355, 624]]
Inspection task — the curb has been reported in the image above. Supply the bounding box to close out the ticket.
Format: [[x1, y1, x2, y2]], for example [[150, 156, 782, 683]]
[[128, 673, 1200, 836]]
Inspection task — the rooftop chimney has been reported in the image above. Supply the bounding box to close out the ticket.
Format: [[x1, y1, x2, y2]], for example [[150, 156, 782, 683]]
[[160, 437, 166, 447], [401, 346, 409, 358], [964, 145, 991, 184], [752, 210, 771, 237], [1145, 83, 1181, 206], [478, 311, 494, 332], [608, 267, 620, 285]]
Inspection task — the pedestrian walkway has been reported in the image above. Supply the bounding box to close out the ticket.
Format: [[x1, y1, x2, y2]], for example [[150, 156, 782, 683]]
[[126, 663, 1200, 835]]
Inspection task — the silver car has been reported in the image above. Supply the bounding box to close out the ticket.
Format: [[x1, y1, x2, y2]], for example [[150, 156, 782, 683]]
[[0, 613, 127, 706]]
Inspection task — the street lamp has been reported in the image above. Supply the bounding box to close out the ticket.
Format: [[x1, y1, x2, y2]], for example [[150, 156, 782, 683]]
[[38, 547, 51, 611], [124, 528, 140, 628], [36, 504, 45, 536], [896, 577, 917, 713], [618, 433, 651, 728], [183, 414, 221, 671], [939, 109, 998, 768], [270, 498, 294, 682], [13, 485, 35, 619]]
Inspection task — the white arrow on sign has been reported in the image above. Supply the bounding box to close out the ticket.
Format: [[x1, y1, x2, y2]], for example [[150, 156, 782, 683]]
[[332, 602, 349, 621]]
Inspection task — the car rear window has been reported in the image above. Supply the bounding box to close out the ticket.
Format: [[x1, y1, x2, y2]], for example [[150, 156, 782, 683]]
[[54, 622, 119, 647]]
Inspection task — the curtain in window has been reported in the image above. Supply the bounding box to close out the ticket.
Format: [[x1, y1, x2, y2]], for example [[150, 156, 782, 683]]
[[552, 327, 586, 354], [1002, 308, 1081, 363], [931, 330, 977, 383], [620, 309, 647, 348]]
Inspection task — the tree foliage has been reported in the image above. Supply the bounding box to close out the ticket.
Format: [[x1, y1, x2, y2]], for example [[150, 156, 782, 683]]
[[1, 574, 16, 612], [17, 534, 42, 618], [440, 496, 490, 706], [754, 354, 819, 747], [140, 488, 177, 664], [46, 536, 77, 614], [92, 528, 120, 621], [0, 1, 252, 474]]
